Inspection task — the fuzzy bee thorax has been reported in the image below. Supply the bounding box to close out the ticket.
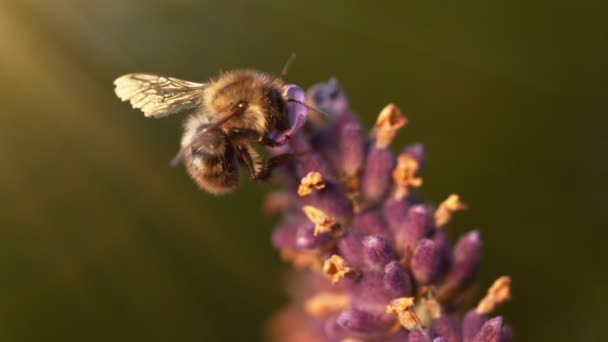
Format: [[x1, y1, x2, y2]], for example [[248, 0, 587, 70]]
[[203, 69, 285, 134]]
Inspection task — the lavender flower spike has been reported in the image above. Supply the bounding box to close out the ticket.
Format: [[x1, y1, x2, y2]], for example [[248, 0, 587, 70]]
[[262, 78, 512, 342]]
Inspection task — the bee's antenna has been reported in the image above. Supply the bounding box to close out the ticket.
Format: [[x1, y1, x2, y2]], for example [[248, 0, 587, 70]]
[[279, 53, 297, 79], [287, 98, 331, 118]]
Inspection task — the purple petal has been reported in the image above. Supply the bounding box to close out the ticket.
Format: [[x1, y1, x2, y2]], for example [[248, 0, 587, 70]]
[[268, 84, 308, 143]]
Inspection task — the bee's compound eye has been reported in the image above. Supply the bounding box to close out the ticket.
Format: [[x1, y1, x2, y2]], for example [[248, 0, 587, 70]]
[[233, 101, 248, 116]]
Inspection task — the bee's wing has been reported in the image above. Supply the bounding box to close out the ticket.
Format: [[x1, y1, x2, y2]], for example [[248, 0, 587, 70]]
[[114, 73, 206, 118]]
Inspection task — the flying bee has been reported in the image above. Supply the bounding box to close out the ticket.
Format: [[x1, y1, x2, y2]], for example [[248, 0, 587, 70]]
[[113, 57, 320, 194]]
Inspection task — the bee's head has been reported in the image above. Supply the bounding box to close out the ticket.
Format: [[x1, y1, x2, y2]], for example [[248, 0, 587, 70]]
[[265, 87, 289, 132]]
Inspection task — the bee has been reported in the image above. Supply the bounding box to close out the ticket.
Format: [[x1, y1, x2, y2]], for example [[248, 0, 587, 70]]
[[113, 57, 318, 194]]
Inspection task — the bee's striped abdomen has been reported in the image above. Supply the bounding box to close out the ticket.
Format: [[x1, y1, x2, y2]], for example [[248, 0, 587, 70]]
[[183, 130, 240, 195]]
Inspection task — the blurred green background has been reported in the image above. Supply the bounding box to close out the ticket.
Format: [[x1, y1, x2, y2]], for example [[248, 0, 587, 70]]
[[1, 0, 606, 341]]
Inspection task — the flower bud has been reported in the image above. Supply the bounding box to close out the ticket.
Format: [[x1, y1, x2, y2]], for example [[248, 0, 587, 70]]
[[398, 205, 433, 253], [384, 261, 413, 297], [443, 230, 481, 291], [339, 123, 366, 179], [363, 235, 395, 268], [383, 197, 411, 233], [472, 317, 503, 342], [361, 146, 395, 204], [411, 239, 448, 284]]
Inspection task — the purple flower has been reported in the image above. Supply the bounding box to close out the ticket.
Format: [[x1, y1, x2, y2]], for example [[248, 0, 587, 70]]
[[268, 84, 309, 144], [264, 78, 512, 341]]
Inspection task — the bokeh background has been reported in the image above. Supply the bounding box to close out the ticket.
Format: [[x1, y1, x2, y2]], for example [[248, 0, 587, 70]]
[[1, 0, 606, 341]]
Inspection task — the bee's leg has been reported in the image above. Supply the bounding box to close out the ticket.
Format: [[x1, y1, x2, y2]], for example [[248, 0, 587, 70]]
[[237, 146, 294, 181], [253, 154, 295, 181], [227, 128, 290, 147], [237, 146, 259, 180], [227, 128, 262, 142], [260, 135, 291, 147]]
